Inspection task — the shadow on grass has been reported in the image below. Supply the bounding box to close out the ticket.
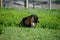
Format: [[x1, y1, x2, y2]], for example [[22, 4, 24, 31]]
[[18, 25, 32, 28], [0, 29, 2, 35]]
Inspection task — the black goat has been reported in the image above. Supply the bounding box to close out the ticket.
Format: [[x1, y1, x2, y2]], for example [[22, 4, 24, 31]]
[[19, 14, 39, 28]]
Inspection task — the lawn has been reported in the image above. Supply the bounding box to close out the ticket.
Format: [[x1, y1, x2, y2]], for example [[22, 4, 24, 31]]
[[0, 8, 60, 40]]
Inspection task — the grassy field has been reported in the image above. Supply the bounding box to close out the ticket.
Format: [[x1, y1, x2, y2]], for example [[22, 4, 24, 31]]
[[0, 8, 60, 40]]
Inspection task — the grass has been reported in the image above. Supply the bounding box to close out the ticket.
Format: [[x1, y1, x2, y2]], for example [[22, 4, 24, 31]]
[[0, 8, 60, 40], [1, 27, 60, 40]]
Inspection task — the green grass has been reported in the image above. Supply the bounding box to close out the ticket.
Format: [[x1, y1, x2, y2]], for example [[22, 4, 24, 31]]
[[0, 8, 60, 29], [0, 8, 60, 40], [1, 27, 60, 40]]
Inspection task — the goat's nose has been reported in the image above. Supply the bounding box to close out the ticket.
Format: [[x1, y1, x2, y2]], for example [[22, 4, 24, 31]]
[[37, 20, 39, 23]]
